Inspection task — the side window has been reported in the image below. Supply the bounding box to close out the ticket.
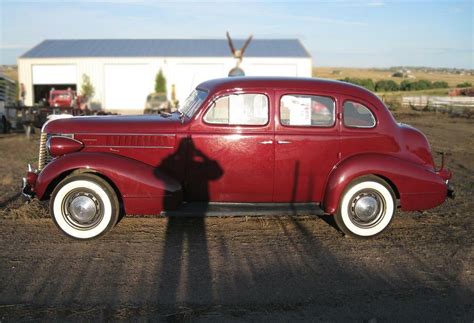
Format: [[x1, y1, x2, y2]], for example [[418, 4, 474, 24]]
[[280, 94, 335, 127], [343, 101, 376, 128], [204, 93, 268, 126]]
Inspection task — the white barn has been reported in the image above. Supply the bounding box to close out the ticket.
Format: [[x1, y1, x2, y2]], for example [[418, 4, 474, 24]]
[[18, 39, 312, 114]]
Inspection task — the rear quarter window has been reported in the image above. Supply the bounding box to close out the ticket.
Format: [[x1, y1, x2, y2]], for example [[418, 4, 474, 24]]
[[343, 101, 376, 128]]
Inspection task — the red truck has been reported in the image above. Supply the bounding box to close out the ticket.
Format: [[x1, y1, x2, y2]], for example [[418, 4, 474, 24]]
[[23, 77, 454, 239], [48, 88, 89, 116]]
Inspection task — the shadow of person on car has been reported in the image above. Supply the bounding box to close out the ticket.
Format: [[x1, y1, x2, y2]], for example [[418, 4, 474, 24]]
[[154, 137, 223, 307]]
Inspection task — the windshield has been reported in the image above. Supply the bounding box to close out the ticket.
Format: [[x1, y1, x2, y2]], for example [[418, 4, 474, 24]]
[[52, 93, 71, 100], [149, 95, 166, 102], [178, 89, 208, 118]]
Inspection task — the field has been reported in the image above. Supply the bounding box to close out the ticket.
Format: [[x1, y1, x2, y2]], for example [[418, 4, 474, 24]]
[[314, 67, 474, 88], [0, 111, 473, 321]]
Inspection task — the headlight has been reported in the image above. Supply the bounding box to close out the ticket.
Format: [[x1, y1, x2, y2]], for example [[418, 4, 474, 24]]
[[46, 136, 84, 157]]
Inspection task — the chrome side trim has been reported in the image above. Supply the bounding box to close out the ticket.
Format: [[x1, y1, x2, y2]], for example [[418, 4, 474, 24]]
[[91, 145, 174, 149], [76, 133, 176, 137]]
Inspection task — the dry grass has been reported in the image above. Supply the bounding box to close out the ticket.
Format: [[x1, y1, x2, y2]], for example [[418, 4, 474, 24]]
[[1, 199, 49, 219], [313, 67, 474, 87]]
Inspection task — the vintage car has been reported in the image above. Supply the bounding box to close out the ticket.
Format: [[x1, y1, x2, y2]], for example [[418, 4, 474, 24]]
[[144, 92, 174, 114], [22, 77, 454, 239]]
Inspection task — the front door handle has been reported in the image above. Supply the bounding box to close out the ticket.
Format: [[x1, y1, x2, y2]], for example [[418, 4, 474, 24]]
[[277, 140, 292, 144], [259, 140, 273, 145]]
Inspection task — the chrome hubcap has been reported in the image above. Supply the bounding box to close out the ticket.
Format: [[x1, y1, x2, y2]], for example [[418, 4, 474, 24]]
[[354, 196, 379, 220], [63, 190, 102, 229], [69, 195, 97, 223], [350, 191, 385, 228]]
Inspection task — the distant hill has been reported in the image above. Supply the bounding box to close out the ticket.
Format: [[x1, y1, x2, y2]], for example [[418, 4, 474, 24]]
[[313, 67, 474, 88]]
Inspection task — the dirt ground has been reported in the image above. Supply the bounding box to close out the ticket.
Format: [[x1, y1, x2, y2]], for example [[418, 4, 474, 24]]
[[0, 112, 473, 321]]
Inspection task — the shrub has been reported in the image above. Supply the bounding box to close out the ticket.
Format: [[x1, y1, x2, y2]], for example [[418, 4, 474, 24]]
[[392, 72, 404, 77], [432, 81, 449, 89], [457, 82, 472, 88], [375, 80, 400, 92]]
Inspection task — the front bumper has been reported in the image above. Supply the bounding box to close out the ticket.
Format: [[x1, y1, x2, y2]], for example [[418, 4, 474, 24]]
[[21, 177, 34, 201], [22, 164, 38, 201], [447, 182, 455, 199]]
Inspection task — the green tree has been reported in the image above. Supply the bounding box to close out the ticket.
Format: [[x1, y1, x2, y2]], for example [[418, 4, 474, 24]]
[[155, 69, 167, 93], [457, 82, 472, 88], [432, 81, 449, 89], [375, 80, 400, 92], [80, 74, 95, 101], [400, 80, 412, 91]]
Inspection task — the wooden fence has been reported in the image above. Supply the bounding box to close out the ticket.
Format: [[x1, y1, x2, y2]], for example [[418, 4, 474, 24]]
[[402, 96, 474, 108]]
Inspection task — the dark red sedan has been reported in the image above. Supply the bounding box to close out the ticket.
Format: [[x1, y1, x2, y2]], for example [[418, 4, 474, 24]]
[[23, 77, 453, 239]]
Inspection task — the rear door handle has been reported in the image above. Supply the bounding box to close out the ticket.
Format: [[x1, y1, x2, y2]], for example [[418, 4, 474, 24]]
[[259, 140, 273, 145], [277, 140, 292, 144]]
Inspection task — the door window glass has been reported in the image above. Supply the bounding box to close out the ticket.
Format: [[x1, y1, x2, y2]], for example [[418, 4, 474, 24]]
[[204, 93, 268, 125], [280, 94, 335, 127]]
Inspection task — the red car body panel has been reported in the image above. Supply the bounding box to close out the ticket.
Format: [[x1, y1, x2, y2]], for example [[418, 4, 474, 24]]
[[323, 153, 447, 213], [34, 152, 182, 214], [31, 77, 451, 215]]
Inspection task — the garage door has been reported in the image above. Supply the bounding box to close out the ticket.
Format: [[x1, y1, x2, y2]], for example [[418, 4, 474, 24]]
[[174, 64, 225, 104], [32, 65, 77, 84], [104, 64, 153, 113], [246, 64, 298, 77]]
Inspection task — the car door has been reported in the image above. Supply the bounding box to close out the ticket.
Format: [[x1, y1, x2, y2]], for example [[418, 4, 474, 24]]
[[273, 90, 340, 203], [187, 90, 274, 202], [339, 96, 397, 159]]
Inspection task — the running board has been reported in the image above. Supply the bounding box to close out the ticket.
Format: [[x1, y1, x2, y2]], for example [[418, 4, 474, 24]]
[[160, 202, 326, 217]]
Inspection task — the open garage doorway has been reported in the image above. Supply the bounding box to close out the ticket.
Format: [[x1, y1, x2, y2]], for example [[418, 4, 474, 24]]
[[33, 84, 76, 105]]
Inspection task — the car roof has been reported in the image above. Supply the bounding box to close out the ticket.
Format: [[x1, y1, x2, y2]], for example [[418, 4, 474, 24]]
[[197, 77, 380, 103]]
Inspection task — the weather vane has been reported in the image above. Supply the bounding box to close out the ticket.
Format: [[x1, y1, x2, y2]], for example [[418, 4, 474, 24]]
[[226, 31, 253, 77]]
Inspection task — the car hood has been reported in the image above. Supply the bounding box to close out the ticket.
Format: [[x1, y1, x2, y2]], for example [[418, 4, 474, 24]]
[[43, 114, 183, 134]]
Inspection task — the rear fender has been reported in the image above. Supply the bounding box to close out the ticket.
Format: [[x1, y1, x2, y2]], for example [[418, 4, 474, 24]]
[[35, 152, 182, 214], [323, 153, 447, 214]]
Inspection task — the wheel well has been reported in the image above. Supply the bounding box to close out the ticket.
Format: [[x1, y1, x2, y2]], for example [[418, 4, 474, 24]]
[[374, 174, 400, 199], [43, 169, 124, 210]]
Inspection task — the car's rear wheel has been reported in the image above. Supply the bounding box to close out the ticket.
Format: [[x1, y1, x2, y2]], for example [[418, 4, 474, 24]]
[[50, 173, 119, 240], [335, 176, 396, 238]]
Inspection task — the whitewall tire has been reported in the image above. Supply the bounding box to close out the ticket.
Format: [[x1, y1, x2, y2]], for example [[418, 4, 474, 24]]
[[50, 173, 119, 239], [335, 176, 396, 238]]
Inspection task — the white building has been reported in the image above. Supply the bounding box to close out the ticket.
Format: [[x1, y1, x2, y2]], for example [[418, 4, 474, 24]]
[[18, 39, 312, 114]]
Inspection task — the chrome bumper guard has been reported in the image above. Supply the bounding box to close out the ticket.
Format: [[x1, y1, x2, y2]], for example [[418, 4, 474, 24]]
[[21, 177, 34, 201], [21, 164, 36, 201], [447, 182, 455, 199]]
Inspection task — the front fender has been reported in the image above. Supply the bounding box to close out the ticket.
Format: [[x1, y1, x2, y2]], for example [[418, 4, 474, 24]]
[[35, 152, 182, 214], [323, 153, 447, 214]]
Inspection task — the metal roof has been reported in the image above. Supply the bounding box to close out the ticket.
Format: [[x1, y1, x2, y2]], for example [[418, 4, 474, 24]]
[[21, 39, 311, 59]]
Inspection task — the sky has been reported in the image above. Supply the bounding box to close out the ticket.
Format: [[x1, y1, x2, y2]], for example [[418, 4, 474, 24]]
[[0, 0, 473, 68]]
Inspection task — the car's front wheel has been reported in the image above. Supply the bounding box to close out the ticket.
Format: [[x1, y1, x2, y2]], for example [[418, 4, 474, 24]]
[[50, 173, 119, 239], [335, 176, 396, 238]]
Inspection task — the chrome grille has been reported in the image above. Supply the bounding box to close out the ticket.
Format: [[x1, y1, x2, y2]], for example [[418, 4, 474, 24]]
[[38, 132, 51, 171]]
